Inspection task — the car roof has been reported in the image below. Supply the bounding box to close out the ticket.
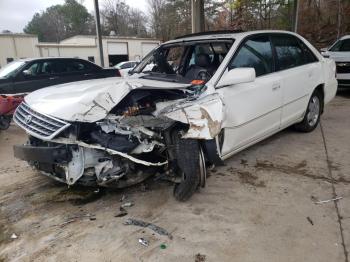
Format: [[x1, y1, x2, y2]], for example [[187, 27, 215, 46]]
[[17, 57, 88, 63], [340, 35, 350, 40], [164, 30, 301, 45]]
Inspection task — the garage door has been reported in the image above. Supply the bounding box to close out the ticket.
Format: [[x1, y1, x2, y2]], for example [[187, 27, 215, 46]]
[[107, 42, 128, 55], [142, 43, 158, 58]]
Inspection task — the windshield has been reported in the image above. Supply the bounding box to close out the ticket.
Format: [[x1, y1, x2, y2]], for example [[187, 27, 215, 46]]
[[0, 61, 26, 79], [131, 39, 234, 83]]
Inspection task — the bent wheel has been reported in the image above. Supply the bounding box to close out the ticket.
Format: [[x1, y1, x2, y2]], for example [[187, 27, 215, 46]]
[[172, 132, 206, 201]]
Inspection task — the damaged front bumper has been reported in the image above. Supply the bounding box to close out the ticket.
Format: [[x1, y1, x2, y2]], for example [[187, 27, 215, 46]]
[[14, 144, 71, 164], [14, 139, 167, 188]]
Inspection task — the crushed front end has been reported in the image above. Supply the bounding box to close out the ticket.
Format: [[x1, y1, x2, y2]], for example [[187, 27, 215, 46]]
[[13, 82, 223, 200]]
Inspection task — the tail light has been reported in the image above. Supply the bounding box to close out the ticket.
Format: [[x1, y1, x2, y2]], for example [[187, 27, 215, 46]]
[[116, 69, 121, 77]]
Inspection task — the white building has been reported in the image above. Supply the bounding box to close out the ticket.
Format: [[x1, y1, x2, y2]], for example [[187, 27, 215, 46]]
[[0, 33, 40, 66], [0, 34, 160, 68]]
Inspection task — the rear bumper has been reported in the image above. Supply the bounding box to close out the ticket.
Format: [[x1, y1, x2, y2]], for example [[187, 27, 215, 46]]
[[13, 144, 72, 164]]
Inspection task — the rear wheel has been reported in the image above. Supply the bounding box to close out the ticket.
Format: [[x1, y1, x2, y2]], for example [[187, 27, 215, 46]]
[[172, 132, 206, 201], [294, 90, 322, 132]]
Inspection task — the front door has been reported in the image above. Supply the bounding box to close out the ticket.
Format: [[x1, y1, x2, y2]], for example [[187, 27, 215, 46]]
[[13, 60, 62, 93], [217, 35, 282, 157]]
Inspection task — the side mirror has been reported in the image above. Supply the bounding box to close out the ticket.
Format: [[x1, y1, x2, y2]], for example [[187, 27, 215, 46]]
[[217, 68, 256, 88], [320, 47, 328, 52], [22, 69, 32, 77]]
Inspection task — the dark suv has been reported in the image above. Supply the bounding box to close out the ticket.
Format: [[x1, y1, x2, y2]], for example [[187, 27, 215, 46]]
[[0, 57, 120, 94]]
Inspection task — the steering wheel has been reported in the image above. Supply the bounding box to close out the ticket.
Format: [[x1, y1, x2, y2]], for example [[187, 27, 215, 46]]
[[197, 69, 212, 82]]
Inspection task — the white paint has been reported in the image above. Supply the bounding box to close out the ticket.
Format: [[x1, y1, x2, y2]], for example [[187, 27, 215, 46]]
[[25, 77, 190, 122], [107, 42, 128, 55], [19, 30, 337, 161], [321, 35, 350, 84]]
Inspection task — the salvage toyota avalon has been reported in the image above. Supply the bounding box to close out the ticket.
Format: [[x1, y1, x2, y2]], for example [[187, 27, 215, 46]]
[[13, 30, 337, 201]]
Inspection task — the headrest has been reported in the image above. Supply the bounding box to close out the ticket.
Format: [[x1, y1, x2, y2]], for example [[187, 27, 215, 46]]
[[195, 53, 211, 67]]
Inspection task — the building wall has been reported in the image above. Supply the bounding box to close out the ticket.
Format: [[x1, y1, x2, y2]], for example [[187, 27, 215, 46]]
[[102, 37, 159, 66], [38, 45, 100, 64], [0, 34, 39, 67], [0, 34, 159, 68]]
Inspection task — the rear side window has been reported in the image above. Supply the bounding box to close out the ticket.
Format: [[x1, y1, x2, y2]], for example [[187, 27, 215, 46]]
[[272, 35, 317, 70], [228, 35, 273, 77], [65, 60, 87, 72], [120, 62, 132, 69], [330, 39, 350, 52], [340, 39, 350, 51]]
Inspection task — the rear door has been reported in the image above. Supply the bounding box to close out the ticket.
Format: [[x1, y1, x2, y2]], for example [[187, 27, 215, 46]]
[[271, 34, 321, 127]]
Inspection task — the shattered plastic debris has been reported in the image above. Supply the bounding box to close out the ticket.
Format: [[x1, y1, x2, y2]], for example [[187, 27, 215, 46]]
[[124, 218, 173, 239], [120, 194, 126, 202], [10, 233, 18, 239], [114, 207, 128, 217], [306, 216, 314, 225], [138, 238, 149, 247], [314, 196, 343, 204], [121, 202, 134, 208]]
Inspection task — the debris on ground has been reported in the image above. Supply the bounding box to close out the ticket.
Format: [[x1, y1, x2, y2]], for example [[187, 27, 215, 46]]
[[121, 202, 134, 208], [10, 233, 18, 239], [138, 238, 149, 247], [124, 218, 173, 239], [120, 194, 126, 202], [54, 214, 96, 227], [160, 243, 167, 249], [114, 207, 128, 217], [140, 183, 148, 192], [306, 216, 314, 225], [314, 196, 343, 204], [195, 253, 206, 262]]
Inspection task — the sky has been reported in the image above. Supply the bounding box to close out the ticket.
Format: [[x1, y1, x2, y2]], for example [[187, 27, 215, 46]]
[[0, 0, 149, 33]]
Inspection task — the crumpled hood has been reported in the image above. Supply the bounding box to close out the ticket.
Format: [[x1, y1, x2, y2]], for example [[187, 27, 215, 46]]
[[25, 77, 190, 122]]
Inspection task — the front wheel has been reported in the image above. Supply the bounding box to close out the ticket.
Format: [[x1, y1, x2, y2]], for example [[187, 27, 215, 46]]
[[294, 90, 322, 132], [172, 133, 206, 201]]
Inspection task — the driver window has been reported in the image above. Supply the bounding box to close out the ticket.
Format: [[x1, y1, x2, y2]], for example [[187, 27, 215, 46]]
[[228, 35, 273, 77], [24, 62, 40, 77]]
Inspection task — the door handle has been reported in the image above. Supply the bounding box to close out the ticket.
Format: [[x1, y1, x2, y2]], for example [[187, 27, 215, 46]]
[[272, 84, 280, 91], [49, 77, 58, 80]]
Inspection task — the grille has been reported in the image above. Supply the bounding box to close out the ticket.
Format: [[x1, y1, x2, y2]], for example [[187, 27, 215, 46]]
[[336, 62, 350, 74], [14, 102, 70, 140]]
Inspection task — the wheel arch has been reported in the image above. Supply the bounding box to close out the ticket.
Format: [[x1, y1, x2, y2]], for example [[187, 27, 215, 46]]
[[313, 84, 325, 114]]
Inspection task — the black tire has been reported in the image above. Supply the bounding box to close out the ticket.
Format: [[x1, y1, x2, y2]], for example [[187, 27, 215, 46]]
[[172, 133, 201, 201], [294, 89, 323, 132], [0, 116, 11, 130]]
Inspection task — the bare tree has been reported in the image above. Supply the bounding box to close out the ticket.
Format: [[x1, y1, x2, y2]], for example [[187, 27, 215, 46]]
[[101, 0, 148, 37]]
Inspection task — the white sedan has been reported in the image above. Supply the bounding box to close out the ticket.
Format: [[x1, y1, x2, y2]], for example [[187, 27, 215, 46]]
[[13, 30, 337, 201], [114, 61, 138, 77], [321, 35, 350, 87]]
